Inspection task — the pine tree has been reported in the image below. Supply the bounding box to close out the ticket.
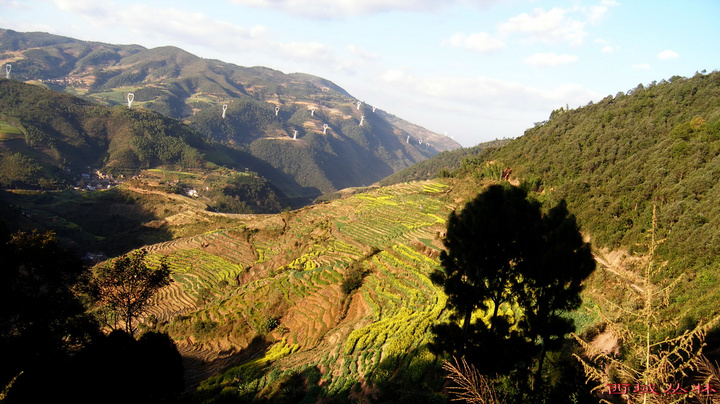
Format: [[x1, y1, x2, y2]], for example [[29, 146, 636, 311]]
[[431, 184, 595, 395]]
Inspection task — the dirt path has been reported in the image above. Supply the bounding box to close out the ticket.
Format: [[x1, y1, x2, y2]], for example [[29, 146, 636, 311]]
[[590, 330, 620, 356], [593, 249, 646, 294], [123, 185, 208, 209]]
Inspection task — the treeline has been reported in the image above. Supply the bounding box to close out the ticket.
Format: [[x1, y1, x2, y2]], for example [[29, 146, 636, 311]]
[[379, 139, 510, 186]]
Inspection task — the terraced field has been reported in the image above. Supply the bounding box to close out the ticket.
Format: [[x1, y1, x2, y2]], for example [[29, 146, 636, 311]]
[[139, 179, 458, 400]]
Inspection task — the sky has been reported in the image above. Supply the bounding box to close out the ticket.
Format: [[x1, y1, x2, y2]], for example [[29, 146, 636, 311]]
[[1, 0, 719, 147]]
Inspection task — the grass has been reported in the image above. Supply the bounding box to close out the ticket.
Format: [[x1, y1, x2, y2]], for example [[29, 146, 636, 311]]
[[0, 121, 23, 140]]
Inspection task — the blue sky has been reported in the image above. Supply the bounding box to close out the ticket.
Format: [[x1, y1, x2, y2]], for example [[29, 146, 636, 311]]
[[2, 0, 719, 146]]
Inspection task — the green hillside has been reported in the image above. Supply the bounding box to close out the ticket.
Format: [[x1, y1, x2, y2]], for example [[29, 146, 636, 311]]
[[0, 28, 462, 203], [455, 71, 720, 322], [0, 80, 210, 182]]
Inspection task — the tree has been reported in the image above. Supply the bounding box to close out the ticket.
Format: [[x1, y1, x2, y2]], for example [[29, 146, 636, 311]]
[[430, 184, 595, 396], [521, 199, 596, 391], [89, 248, 171, 336], [430, 185, 541, 370], [0, 228, 98, 399]]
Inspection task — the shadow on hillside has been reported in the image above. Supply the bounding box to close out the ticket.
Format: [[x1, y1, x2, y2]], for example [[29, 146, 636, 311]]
[[369, 111, 435, 161], [211, 144, 322, 208], [182, 345, 447, 403], [0, 188, 174, 257], [702, 324, 720, 364], [182, 335, 270, 391]]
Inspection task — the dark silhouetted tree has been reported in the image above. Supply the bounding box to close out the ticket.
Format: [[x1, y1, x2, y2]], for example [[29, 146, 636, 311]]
[[89, 248, 171, 336], [0, 228, 98, 400], [430, 184, 595, 398], [430, 185, 541, 374], [520, 199, 595, 391], [7, 329, 185, 404]]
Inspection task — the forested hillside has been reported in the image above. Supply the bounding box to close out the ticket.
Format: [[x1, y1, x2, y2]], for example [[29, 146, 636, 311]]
[[0, 80, 288, 213], [0, 80, 203, 182], [456, 71, 720, 322], [0, 28, 461, 202], [379, 138, 510, 186]]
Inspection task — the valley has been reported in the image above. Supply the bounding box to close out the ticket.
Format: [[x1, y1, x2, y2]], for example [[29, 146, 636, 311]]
[[1, 26, 720, 404]]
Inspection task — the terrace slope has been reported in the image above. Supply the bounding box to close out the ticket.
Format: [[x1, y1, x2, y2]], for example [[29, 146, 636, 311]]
[[136, 180, 458, 401]]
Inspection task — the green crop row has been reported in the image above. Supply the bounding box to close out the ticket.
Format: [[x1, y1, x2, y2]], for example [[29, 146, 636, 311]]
[[422, 182, 449, 193]]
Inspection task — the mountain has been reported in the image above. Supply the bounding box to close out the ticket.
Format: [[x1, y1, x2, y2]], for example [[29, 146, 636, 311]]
[[0, 80, 291, 216], [124, 70, 719, 402], [0, 28, 462, 204], [5, 26, 720, 403]]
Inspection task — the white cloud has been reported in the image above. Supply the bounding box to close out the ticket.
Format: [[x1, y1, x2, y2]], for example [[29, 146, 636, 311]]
[[657, 49, 679, 60], [48, 0, 336, 64], [277, 41, 334, 61], [346, 45, 380, 60], [595, 39, 618, 53], [381, 69, 412, 83], [498, 7, 587, 46], [377, 69, 598, 111], [249, 25, 269, 38], [54, 0, 113, 19], [496, 1, 619, 47], [587, 0, 619, 24], [632, 63, 651, 70], [227, 0, 501, 19], [0, 0, 33, 10], [0, 19, 55, 33], [444, 32, 505, 54], [524, 52, 578, 67], [587, 5, 609, 24]]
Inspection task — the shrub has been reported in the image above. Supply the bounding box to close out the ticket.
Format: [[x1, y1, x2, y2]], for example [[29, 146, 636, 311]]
[[341, 261, 367, 295], [258, 316, 280, 334], [193, 320, 218, 339]]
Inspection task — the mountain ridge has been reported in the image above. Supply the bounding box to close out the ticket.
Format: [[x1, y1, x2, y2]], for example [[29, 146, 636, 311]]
[[0, 28, 461, 203]]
